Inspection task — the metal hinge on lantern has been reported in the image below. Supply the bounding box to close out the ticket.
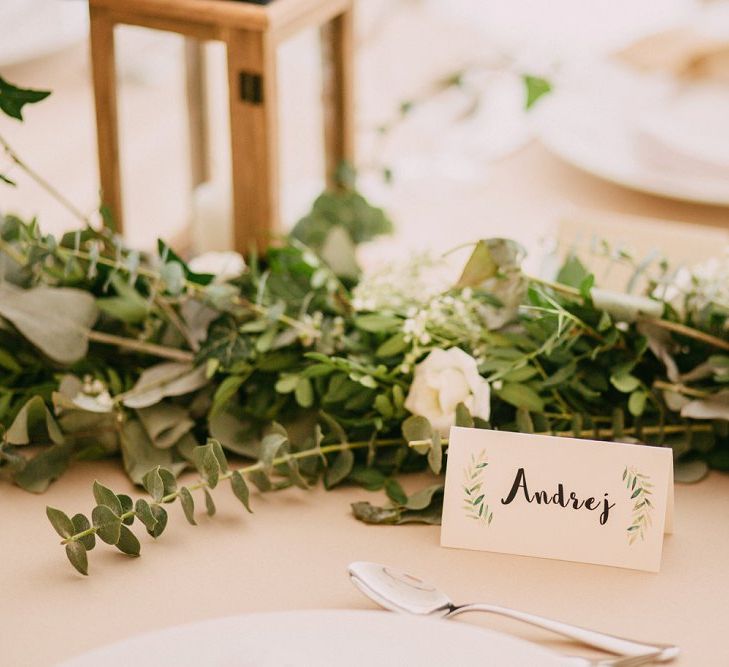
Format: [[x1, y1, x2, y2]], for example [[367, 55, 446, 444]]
[[240, 72, 264, 104]]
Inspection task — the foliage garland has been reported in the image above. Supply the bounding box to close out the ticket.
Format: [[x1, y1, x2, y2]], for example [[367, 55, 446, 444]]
[[1, 76, 728, 576]]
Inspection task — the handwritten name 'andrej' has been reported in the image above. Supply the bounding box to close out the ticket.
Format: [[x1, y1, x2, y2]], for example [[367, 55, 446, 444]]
[[501, 468, 616, 525]]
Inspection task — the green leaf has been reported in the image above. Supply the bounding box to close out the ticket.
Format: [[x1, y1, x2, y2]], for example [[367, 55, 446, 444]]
[[93, 480, 123, 515], [134, 498, 157, 533], [556, 254, 589, 288], [628, 390, 647, 417], [354, 314, 402, 333], [402, 415, 434, 453], [142, 467, 165, 502], [46, 506, 74, 539], [179, 486, 197, 525], [349, 466, 386, 491], [202, 447, 220, 488], [376, 332, 409, 357], [157, 239, 215, 286], [0, 173, 16, 187], [118, 420, 173, 485], [248, 469, 272, 492], [259, 431, 288, 472], [6, 395, 64, 446], [92, 505, 122, 545], [65, 542, 88, 576], [160, 261, 186, 295], [455, 402, 474, 428], [210, 375, 245, 417], [515, 407, 535, 434], [295, 377, 314, 408], [611, 373, 641, 393], [97, 273, 150, 324], [523, 74, 552, 110], [287, 457, 309, 490], [0, 76, 51, 120], [384, 478, 408, 506], [115, 525, 141, 556], [122, 362, 208, 410], [149, 505, 168, 538], [0, 283, 98, 364], [457, 241, 498, 287], [325, 448, 354, 488], [428, 433, 443, 475], [374, 393, 394, 418], [209, 439, 229, 473], [405, 484, 443, 511], [157, 467, 178, 496], [15, 442, 73, 493], [231, 471, 252, 512], [117, 495, 134, 525], [72, 514, 96, 550], [350, 501, 401, 525], [496, 382, 544, 413], [204, 488, 216, 516]]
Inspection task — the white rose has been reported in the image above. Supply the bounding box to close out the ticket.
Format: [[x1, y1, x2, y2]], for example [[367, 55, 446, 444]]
[[404, 348, 491, 437], [188, 251, 246, 282]]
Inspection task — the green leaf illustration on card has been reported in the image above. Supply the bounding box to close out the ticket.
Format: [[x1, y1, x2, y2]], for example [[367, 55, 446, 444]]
[[462, 450, 493, 525], [624, 466, 654, 545]]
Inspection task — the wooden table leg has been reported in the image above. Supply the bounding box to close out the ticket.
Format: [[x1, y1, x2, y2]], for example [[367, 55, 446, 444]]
[[225, 29, 280, 254], [89, 5, 124, 233], [320, 2, 355, 188], [185, 39, 210, 189]]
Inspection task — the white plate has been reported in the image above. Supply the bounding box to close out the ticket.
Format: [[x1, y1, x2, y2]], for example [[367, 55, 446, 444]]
[[57, 610, 569, 667], [536, 62, 729, 207]]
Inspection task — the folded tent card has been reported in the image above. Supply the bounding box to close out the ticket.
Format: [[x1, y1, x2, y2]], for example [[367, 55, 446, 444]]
[[441, 427, 674, 572]]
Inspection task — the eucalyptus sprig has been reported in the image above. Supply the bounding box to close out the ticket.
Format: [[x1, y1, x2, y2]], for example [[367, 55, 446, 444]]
[[48, 436, 412, 575]]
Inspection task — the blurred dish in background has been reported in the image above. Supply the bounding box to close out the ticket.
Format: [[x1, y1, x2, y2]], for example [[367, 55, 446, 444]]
[[0, 0, 88, 67], [536, 2, 729, 206]]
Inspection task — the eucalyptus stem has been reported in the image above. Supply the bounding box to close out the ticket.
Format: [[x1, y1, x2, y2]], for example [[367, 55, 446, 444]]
[[87, 330, 195, 363], [640, 317, 729, 352], [0, 133, 92, 226], [653, 380, 711, 399], [59, 437, 406, 546]]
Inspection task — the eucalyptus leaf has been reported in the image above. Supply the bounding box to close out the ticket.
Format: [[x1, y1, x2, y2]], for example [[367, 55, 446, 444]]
[[122, 363, 208, 409], [46, 506, 74, 539], [65, 542, 88, 576], [14, 442, 73, 493], [179, 487, 197, 525], [92, 504, 122, 545], [72, 514, 96, 550], [93, 480, 123, 515], [231, 471, 252, 512], [5, 396, 64, 445], [325, 448, 354, 488], [0, 283, 98, 364], [115, 525, 141, 556], [204, 488, 216, 516]]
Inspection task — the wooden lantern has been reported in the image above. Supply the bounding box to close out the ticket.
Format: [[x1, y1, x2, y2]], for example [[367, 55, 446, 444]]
[[88, 0, 355, 253]]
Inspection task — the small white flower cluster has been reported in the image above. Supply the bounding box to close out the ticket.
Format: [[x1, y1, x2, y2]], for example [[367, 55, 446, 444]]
[[72, 375, 114, 413], [351, 252, 457, 313], [399, 288, 493, 366], [657, 249, 729, 324]]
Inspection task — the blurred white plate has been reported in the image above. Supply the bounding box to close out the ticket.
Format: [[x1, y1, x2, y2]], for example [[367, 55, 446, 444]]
[[57, 610, 569, 667], [536, 61, 729, 207], [0, 0, 88, 67]]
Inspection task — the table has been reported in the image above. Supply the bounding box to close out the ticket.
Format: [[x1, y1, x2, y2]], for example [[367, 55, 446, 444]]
[[1, 460, 727, 666]]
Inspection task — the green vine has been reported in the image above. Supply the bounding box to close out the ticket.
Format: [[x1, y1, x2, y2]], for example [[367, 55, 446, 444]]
[[624, 466, 654, 544], [462, 450, 493, 525]]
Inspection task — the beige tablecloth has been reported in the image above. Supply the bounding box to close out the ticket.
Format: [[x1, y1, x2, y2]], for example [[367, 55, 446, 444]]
[[1, 459, 728, 666]]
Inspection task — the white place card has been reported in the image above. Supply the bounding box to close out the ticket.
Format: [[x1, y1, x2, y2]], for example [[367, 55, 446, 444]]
[[441, 427, 674, 572]]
